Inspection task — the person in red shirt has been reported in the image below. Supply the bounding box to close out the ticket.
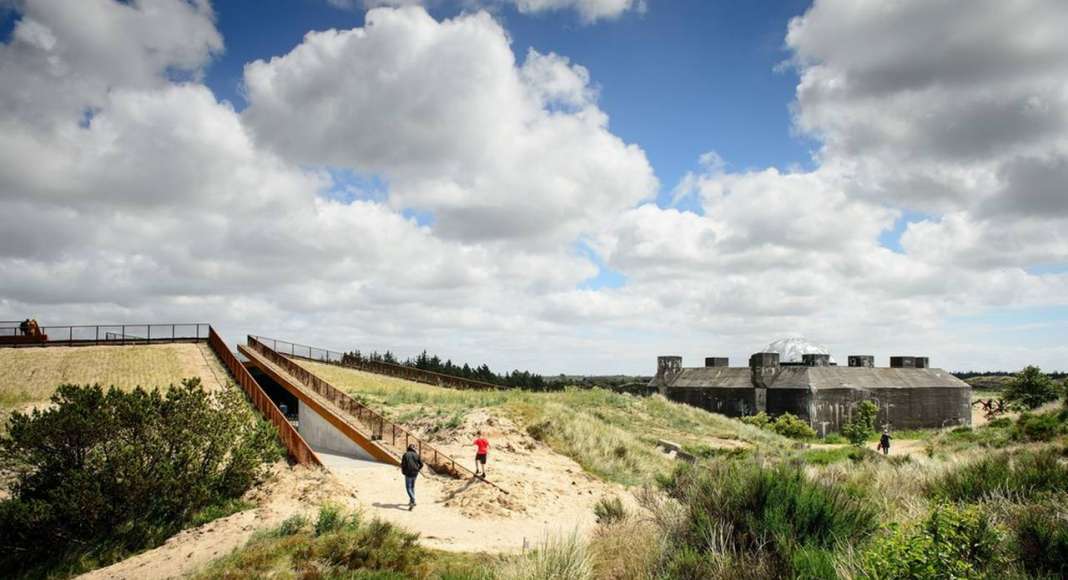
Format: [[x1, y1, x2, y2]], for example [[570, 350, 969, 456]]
[[473, 431, 489, 478]]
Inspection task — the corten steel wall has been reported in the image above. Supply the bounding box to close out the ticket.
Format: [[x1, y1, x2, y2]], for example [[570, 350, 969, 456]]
[[253, 336, 502, 392], [810, 387, 971, 431], [208, 328, 321, 467], [664, 387, 757, 417], [246, 336, 498, 488]]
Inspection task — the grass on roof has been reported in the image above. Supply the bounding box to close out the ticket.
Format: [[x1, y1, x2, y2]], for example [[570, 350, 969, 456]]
[[0, 343, 229, 410]]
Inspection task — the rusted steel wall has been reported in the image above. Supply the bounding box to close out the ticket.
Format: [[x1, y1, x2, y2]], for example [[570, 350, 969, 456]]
[[248, 336, 498, 487], [208, 328, 321, 467]]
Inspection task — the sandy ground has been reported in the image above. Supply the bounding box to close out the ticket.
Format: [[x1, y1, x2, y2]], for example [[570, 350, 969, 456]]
[[79, 464, 353, 580], [78, 409, 632, 578], [323, 408, 631, 553]]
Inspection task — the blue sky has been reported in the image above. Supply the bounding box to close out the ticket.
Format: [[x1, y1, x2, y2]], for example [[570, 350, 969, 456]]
[[204, 0, 814, 202], [2, 0, 1066, 373]]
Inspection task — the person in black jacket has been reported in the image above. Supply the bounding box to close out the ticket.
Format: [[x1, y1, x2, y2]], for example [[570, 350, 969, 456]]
[[401, 444, 423, 510]]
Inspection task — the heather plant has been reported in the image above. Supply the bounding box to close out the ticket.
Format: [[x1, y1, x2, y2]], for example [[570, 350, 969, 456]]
[[0, 380, 280, 577]]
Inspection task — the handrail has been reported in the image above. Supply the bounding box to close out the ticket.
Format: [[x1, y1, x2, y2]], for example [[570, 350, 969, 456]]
[[0, 323, 210, 346], [252, 335, 503, 392], [248, 336, 505, 492], [209, 328, 321, 467]]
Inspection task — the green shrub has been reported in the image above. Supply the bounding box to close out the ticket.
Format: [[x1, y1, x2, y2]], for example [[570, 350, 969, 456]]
[[276, 514, 309, 536], [861, 503, 1006, 579], [0, 380, 281, 577], [593, 496, 626, 525], [841, 400, 879, 447], [987, 417, 1012, 428], [740, 412, 770, 429], [822, 433, 847, 444], [315, 504, 346, 536], [312, 518, 425, 573], [801, 446, 870, 465], [1012, 411, 1065, 442], [1014, 506, 1068, 578], [928, 448, 1068, 502], [1004, 365, 1059, 410], [770, 413, 817, 440], [658, 460, 877, 576]]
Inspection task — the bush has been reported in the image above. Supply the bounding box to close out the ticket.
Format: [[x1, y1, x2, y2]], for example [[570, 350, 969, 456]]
[[1014, 505, 1068, 578], [658, 461, 878, 576], [1012, 411, 1065, 442], [740, 412, 770, 429], [312, 518, 425, 573], [276, 514, 308, 537], [315, 504, 348, 536], [860, 503, 1006, 579], [593, 496, 626, 525], [1004, 365, 1059, 410], [927, 448, 1068, 502], [0, 380, 281, 576], [769, 413, 817, 439], [841, 400, 879, 447]]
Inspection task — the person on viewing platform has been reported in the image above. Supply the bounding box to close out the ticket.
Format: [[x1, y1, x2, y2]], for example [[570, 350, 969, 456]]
[[879, 429, 893, 455], [474, 431, 490, 478], [401, 444, 423, 510]]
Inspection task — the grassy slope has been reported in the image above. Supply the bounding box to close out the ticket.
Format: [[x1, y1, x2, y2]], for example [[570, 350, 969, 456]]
[[296, 360, 788, 485], [0, 343, 228, 410]]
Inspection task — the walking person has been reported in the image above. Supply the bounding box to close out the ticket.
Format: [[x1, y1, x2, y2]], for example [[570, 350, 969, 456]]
[[878, 429, 892, 455], [473, 430, 489, 478], [401, 444, 423, 510]]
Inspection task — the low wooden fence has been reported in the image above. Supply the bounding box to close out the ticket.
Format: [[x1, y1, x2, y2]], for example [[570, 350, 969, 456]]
[[252, 335, 503, 391], [208, 328, 321, 467]]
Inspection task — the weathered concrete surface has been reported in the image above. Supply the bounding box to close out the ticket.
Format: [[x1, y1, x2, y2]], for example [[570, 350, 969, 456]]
[[650, 355, 971, 430], [298, 402, 375, 460]]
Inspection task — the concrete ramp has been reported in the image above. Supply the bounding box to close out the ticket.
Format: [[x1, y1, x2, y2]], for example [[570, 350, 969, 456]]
[[239, 343, 399, 465]]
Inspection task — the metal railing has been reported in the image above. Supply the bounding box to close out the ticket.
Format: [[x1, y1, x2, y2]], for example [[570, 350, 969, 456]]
[[209, 328, 321, 467], [248, 336, 504, 492], [0, 323, 210, 346], [253, 335, 503, 391]]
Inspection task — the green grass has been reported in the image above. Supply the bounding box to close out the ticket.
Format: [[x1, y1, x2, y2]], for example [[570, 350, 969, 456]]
[[188, 499, 255, 528], [195, 506, 501, 579], [297, 360, 789, 485], [927, 448, 1068, 502]]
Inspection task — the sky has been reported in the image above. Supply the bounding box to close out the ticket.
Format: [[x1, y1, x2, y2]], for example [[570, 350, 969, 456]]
[[0, 0, 1066, 374]]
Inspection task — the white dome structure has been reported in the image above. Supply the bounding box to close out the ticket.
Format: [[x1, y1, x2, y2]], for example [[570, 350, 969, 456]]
[[761, 337, 835, 364]]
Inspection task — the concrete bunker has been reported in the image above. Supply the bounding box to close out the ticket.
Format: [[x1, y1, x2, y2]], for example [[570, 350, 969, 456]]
[[650, 340, 971, 432]]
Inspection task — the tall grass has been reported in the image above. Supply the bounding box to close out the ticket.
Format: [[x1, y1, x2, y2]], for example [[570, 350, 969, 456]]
[[927, 448, 1068, 502], [496, 531, 593, 580], [656, 461, 878, 577]]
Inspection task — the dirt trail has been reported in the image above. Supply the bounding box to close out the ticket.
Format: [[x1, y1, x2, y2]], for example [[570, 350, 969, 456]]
[[78, 464, 353, 580], [323, 409, 631, 552]]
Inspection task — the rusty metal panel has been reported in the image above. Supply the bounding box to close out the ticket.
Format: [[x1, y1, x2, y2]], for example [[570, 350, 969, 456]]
[[208, 327, 321, 467]]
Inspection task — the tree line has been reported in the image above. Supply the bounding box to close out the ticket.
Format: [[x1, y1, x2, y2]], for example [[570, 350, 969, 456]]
[[340, 348, 552, 391]]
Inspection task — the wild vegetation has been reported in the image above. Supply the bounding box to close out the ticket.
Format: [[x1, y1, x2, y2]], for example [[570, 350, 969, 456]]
[[0, 379, 281, 578]]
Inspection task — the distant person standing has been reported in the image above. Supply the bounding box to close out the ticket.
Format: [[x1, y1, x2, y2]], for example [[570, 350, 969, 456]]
[[401, 444, 423, 510], [879, 429, 892, 455], [473, 431, 489, 478]]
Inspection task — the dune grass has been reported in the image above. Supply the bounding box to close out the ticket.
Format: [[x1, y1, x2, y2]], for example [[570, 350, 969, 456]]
[[297, 360, 790, 485], [0, 344, 228, 410]]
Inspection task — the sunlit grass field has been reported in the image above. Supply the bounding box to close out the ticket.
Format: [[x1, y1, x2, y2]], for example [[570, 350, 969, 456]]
[[0, 343, 228, 410]]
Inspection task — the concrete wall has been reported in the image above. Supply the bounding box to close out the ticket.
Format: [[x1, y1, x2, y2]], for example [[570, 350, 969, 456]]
[[664, 387, 757, 417], [810, 387, 971, 431], [298, 403, 375, 460]]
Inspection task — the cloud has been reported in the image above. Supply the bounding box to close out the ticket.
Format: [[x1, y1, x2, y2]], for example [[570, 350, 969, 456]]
[[1, 0, 1067, 374], [242, 6, 656, 244]]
